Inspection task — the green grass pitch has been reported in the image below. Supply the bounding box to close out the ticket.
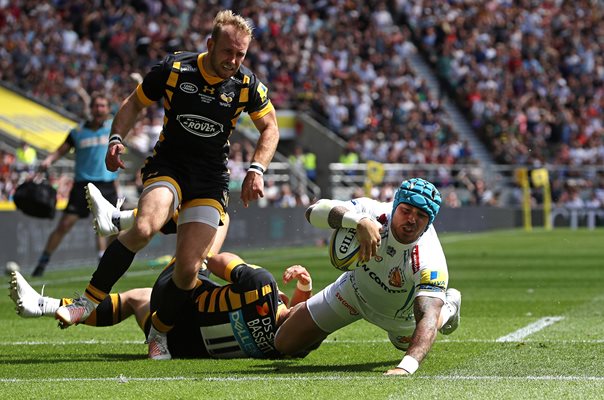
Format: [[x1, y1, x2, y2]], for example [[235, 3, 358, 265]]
[[1, 228, 603, 399]]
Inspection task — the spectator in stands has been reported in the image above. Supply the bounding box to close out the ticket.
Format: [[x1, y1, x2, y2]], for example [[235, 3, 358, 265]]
[[31, 93, 119, 277]]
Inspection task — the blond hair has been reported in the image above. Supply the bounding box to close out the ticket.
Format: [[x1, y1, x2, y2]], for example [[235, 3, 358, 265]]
[[212, 10, 254, 40]]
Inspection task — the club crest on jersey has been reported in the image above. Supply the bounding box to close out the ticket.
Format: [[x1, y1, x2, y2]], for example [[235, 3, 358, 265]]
[[179, 82, 198, 94], [219, 92, 234, 106], [388, 268, 404, 288], [177, 114, 223, 137]]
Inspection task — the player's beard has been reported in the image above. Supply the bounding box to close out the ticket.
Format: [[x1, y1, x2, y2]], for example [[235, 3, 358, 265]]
[[208, 52, 238, 79]]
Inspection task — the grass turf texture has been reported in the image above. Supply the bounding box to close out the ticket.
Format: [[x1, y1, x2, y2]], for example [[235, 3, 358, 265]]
[[1, 228, 603, 399]]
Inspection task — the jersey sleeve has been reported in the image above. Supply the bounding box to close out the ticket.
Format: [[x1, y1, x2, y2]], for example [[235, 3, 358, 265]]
[[65, 128, 77, 148], [412, 226, 448, 302], [245, 76, 274, 120], [136, 54, 174, 105]]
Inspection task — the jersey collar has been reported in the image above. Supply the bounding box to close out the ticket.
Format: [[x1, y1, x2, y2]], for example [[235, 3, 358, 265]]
[[198, 53, 225, 85]]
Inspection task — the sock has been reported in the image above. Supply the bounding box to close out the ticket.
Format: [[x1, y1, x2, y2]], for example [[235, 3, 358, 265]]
[[36, 251, 51, 269], [83, 294, 121, 327], [118, 210, 135, 231], [40, 296, 61, 316], [88, 240, 136, 299], [152, 278, 192, 332]]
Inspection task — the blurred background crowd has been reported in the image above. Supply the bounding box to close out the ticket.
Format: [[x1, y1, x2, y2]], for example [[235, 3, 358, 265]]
[[0, 0, 602, 210]]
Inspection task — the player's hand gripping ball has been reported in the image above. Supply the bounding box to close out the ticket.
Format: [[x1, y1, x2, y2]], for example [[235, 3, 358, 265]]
[[328, 227, 362, 271]]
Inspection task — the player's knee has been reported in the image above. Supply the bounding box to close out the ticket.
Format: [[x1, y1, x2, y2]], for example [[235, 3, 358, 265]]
[[131, 219, 160, 244]]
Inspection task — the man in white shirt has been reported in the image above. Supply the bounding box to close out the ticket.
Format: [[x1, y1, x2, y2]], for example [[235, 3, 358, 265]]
[[275, 177, 461, 375]]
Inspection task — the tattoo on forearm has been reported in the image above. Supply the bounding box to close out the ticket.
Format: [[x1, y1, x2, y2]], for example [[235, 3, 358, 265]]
[[328, 206, 348, 228], [407, 296, 442, 363]]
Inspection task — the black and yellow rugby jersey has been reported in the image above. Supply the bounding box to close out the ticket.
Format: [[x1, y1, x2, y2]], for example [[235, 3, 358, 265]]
[[136, 51, 274, 180], [151, 261, 286, 359]]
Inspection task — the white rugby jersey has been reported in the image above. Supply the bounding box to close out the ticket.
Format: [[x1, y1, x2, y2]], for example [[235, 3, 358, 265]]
[[337, 197, 448, 324]]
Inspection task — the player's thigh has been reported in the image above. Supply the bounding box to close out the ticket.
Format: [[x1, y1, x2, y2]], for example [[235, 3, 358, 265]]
[[306, 273, 362, 333], [174, 221, 217, 270], [135, 185, 175, 234]]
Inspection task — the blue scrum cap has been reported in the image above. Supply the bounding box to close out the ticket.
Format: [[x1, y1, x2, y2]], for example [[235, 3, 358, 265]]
[[392, 178, 442, 225]]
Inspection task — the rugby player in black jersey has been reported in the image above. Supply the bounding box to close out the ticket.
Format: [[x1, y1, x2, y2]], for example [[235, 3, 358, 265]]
[[10, 252, 314, 359], [55, 10, 280, 360]]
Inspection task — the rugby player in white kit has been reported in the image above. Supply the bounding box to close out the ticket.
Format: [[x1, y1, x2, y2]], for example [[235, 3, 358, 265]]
[[275, 178, 461, 375]]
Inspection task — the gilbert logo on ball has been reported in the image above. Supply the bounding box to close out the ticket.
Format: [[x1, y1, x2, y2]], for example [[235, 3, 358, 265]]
[[329, 227, 361, 271]]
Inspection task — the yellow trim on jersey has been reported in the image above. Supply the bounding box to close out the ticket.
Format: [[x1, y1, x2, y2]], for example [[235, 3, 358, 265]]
[[182, 198, 226, 220], [143, 176, 182, 203], [261, 284, 272, 297], [208, 288, 220, 312], [239, 88, 249, 103], [245, 289, 259, 304], [224, 258, 244, 282], [166, 89, 173, 101], [227, 287, 242, 309], [419, 269, 448, 289], [136, 84, 155, 106], [243, 75, 250, 85], [197, 291, 209, 312], [249, 101, 274, 121], [217, 286, 229, 312], [163, 98, 171, 111], [166, 61, 180, 87], [198, 53, 224, 85]]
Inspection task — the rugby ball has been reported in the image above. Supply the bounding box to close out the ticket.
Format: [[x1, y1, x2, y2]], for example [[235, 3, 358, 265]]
[[329, 227, 361, 271]]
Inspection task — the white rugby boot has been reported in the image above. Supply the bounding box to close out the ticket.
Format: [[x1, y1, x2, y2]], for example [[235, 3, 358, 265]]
[[439, 288, 461, 335], [55, 296, 95, 328], [9, 271, 60, 318], [146, 325, 172, 360], [85, 183, 124, 237]]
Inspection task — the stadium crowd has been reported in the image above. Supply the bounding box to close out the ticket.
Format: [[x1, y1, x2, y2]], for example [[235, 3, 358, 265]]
[[0, 0, 602, 209], [400, 0, 604, 168]]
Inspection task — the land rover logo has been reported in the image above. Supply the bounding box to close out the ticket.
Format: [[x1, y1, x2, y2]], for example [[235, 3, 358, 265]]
[[177, 114, 223, 137], [180, 82, 198, 94]]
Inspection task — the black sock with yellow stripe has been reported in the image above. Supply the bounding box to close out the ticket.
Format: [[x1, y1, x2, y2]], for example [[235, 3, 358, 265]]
[[89, 240, 136, 297], [152, 278, 192, 333], [82, 294, 122, 327]]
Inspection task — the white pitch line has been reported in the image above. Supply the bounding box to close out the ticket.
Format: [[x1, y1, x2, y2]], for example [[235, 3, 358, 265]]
[[1, 375, 603, 384], [496, 316, 565, 342], [2, 337, 604, 347]]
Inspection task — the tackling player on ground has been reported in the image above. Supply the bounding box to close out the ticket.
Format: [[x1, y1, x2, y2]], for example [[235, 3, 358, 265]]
[[274, 177, 462, 375]]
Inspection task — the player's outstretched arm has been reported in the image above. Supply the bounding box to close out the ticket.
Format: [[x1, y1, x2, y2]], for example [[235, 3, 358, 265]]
[[384, 296, 444, 376], [306, 199, 382, 262]]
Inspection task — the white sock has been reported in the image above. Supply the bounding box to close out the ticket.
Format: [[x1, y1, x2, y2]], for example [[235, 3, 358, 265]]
[[41, 297, 61, 316], [118, 210, 135, 231]]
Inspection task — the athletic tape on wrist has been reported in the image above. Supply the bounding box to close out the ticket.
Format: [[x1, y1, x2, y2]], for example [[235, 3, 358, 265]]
[[109, 134, 123, 145], [248, 162, 265, 176], [296, 280, 312, 292], [341, 211, 368, 229], [397, 355, 419, 374]]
